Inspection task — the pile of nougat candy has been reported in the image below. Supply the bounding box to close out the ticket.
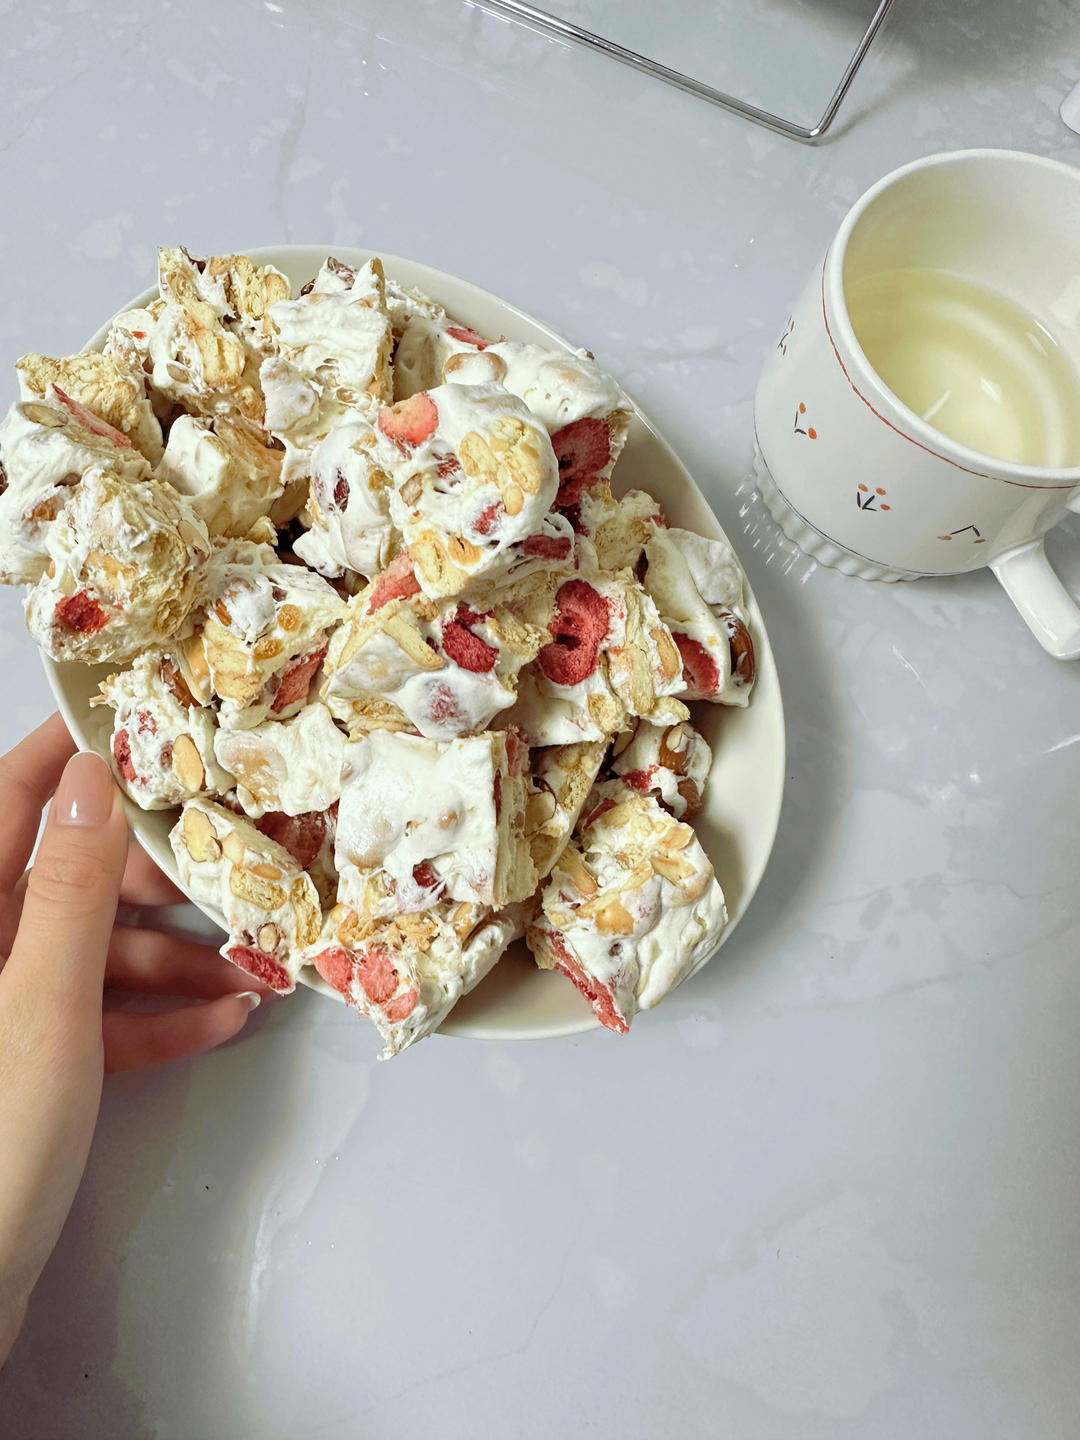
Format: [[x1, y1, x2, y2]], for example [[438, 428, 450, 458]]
[[0, 248, 756, 1056]]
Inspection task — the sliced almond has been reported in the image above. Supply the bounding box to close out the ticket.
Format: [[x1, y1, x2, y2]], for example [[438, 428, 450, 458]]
[[222, 830, 246, 865], [525, 786, 558, 832], [557, 846, 597, 897], [650, 852, 693, 884], [399, 474, 422, 506], [171, 733, 205, 792], [23, 402, 66, 428], [181, 806, 220, 863], [658, 723, 689, 773], [591, 895, 635, 935], [653, 627, 681, 681], [251, 861, 283, 882]]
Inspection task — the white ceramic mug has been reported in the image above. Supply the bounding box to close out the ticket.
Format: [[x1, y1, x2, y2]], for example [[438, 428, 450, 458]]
[[754, 148, 1080, 659]]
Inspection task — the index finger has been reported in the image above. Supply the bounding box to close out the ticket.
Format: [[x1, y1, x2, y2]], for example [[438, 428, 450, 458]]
[[0, 713, 78, 892]]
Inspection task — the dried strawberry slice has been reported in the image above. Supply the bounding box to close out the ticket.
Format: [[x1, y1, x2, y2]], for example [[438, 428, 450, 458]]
[[442, 605, 498, 673], [445, 324, 490, 349], [504, 727, 527, 776], [112, 729, 137, 783], [226, 945, 293, 993], [256, 810, 328, 870], [473, 502, 502, 536], [551, 418, 611, 507], [521, 533, 572, 560], [332, 471, 349, 510], [547, 929, 629, 1034], [270, 644, 328, 714], [382, 986, 419, 1022], [580, 795, 616, 829], [537, 579, 610, 687], [672, 633, 720, 699], [55, 591, 108, 635], [368, 552, 421, 613], [52, 386, 132, 448], [353, 944, 401, 1006], [377, 391, 438, 449], [621, 767, 658, 794], [315, 946, 354, 996]]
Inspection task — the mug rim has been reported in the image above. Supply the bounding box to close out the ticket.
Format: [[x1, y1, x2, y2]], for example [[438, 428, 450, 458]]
[[824, 147, 1080, 488]]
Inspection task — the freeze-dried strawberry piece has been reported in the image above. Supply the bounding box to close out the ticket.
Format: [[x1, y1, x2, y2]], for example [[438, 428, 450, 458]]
[[445, 324, 490, 349], [436, 452, 461, 480], [377, 391, 438, 448], [354, 944, 400, 1006], [135, 709, 156, 736], [493, 769, 502, 820], [521, 533, 572, 560], [537, 579, 610, 686], [442, 605, 498, 673], [332, 472, 349, 510], [504, 727, 527, 775], [112, 729, 137, 783], [580, 795, 616, 829], [411, 861, 445, 899], [315, 946, 354, 996], [256, 810, 328, 870], [382, 986, 419, 1022], [473, 502, 502, 536], [551, 418, 611, 506], [55, 591, 109, 634], [367, 552, 421, 613], [548, 929, 628, 1034], [621, 767, 658, 794], [52, 385, 132, 448], [270, 644, 328, 713], [672, 633, 720, 699], [226, 945, 293, 993], [427, 683, 462, 727]]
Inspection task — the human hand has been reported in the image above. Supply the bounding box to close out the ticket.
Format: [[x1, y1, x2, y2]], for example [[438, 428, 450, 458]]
[[0, 714, 267, 1365]]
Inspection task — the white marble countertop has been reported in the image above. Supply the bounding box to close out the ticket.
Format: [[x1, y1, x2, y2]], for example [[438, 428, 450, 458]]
[[2, 1, 1080, 1435]]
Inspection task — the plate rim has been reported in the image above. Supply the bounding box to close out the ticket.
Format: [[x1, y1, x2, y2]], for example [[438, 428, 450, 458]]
[[41, 243, 787, 1042]]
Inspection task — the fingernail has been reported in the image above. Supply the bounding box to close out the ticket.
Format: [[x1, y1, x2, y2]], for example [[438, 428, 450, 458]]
[[54, 751, 116, 827], [233, 991, 261, 1011]]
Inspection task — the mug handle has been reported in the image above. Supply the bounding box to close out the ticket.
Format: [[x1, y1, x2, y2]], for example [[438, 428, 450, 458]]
[[990, 494, 1080, 660]]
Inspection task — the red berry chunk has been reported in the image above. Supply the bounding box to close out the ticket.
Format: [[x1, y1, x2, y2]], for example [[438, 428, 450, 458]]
[[537, 579, 610, 687], [367, 553, 421, 613], [548, 929, 629, 1034], [621, 767, 658, 793], [442, 605, 498, 673], [436, 452, 461, 480], [446, 324, 490, 349], [271, 644, 328, 714], [521, 533, 572, 560], [383, 986, 419, 1022], [332, 471, 350, 509], [672, 633, 720, 699], [52, 385, 132, 448], [580, 795, 616, 829], [551, 418, 611, 507], [355, 944, 401, 1006], [377, 391, 438, 449], [55, 591, 108, 634], [315, 946, 354, 997], [504, 727, 527, 776], [112, 728, 137, 783], [226, 945, 293, 993], [256, 810, 328, 870], [426, 682, 462, 727], [411, 861, 445, 899], [473, 502, 502, 536]]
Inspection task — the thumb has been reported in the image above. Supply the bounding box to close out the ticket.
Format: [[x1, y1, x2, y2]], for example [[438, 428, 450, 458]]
[[5, 751, 128, 1022]]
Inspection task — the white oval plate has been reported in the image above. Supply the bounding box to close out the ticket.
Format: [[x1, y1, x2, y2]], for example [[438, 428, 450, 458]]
[[42, 245, 786, 1041]]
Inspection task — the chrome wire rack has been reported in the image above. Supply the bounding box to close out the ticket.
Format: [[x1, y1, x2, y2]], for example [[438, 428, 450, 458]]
[[474, 0, 897, 143]]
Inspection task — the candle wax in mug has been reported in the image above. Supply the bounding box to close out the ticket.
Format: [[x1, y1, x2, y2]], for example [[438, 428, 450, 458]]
[[845, 267, 1080, 468]]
